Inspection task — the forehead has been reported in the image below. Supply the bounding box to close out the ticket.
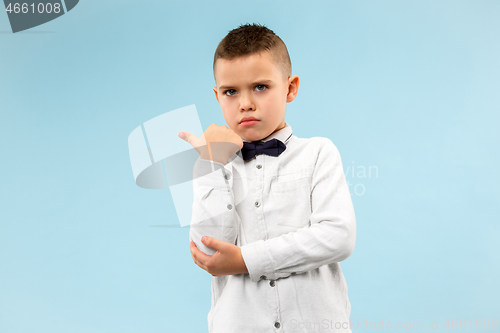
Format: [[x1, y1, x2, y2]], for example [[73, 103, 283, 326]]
[[215, 51, 282, 85]]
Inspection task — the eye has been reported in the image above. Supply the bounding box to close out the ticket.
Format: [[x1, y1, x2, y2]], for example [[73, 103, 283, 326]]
[[224, 89, 237, 96], [255, 85, 267, 91]]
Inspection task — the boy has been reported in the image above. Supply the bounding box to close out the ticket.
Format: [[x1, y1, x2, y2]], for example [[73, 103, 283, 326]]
[[179, 23, 356, 333]]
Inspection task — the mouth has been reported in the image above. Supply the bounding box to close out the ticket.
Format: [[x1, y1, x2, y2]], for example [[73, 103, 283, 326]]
[[240, 117, 259, 124], [239, 118, 260, 127]]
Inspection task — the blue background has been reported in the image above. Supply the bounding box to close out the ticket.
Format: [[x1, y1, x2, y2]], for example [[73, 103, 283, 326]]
[[1, 0, 499, 332]]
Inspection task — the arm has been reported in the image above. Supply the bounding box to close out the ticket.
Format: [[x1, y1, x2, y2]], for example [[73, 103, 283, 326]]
[[240, 139, 356, 282], [189, 156, 240, 256]]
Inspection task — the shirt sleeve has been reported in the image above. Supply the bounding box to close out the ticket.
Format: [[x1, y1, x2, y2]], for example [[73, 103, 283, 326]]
[[189, 156, 240, 256], [240, 138, 356, 282]]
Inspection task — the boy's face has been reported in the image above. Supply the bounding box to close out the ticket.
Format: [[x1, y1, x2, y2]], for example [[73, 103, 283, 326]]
[[213, 51, 299, 142]]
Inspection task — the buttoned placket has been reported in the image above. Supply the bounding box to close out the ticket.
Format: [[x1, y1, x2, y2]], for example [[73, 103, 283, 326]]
[[253, 154, 282, 331], [222, 162, 239, 247], [222, 166, 233, 210]]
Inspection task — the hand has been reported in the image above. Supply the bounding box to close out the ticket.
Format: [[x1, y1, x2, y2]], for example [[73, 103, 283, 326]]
[[179, 124, 243, 165], [190, 236, 248, 276]]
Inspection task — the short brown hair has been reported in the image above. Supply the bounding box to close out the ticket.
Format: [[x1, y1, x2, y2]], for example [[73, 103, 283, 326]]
[[213, 23, 292, 80]]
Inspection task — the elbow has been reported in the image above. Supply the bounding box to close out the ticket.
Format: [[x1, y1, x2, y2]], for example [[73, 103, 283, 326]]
[[336, 226, 356, 262], [340, 237, 356, 261]]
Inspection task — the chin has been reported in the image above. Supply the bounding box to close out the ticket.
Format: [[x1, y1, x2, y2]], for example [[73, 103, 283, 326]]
[[243, 135, 263, 142]]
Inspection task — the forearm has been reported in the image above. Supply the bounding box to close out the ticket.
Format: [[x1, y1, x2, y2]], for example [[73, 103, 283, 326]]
[[189, 157, 239, 255], [241, 209, 356, 281]]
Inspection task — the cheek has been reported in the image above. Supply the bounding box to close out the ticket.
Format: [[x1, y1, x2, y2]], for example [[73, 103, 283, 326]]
[[221, 98, 236, 110], [264, 93, 285, 111], [260, 93, 277, 106], [221, 106, 237, 123]]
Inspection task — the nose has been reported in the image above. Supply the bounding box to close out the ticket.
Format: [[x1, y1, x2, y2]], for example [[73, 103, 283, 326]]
[[239, 92, 255, 111]]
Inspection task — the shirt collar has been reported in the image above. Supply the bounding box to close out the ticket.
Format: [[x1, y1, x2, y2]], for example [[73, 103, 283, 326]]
[[242, 122, 293, 145]]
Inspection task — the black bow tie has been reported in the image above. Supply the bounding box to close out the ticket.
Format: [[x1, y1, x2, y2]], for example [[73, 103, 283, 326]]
[[240, 138, 286, 161]]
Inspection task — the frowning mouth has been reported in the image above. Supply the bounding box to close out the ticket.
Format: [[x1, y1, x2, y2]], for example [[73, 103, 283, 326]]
[[240, 117, 259, 124], [239, 118, 260, 127]]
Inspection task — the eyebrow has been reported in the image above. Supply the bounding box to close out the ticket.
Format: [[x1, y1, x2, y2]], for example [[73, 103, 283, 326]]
[[218, 79, 273, 91]]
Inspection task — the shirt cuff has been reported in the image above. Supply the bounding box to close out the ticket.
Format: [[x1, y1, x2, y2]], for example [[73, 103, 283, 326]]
[[193, 157, 233, 189], [240, 240, 275, 282]]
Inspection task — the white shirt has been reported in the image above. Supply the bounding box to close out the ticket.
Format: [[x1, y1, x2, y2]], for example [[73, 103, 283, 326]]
[[189, 122, 356, 333]]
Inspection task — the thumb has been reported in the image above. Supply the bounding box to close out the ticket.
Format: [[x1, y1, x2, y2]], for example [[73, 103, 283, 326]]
[[202, 236, 223, 251]]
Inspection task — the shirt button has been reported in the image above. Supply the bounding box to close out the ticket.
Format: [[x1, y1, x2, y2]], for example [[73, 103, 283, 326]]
[[254, 201, 261, 207], [224, 173, 231, 180], [269, 280, 275, 287], [256, 164, 262, 169], [260, 275, 266, 280], [274, 322, 280, 328], [227, 204, 232, 210]]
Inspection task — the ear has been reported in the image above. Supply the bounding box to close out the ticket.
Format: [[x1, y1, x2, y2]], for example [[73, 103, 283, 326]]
[[286, 75, 300, 103], [213, 86, 219, 102]]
